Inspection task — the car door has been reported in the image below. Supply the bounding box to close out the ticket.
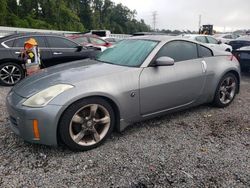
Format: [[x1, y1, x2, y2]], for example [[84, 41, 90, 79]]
[[139, 40, 207, 115], [10, 36, 52, 67], [45, 36, 90, 67]]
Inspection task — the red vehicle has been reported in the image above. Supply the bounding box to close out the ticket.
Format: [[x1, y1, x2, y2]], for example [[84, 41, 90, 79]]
[[68, 34, 112, 51]]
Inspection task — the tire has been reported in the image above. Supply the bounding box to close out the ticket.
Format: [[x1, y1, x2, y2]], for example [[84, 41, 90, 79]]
[[59, 97, 115, 151], [0, 62, 25, 86], [225, 48, 231, 52], [213, 73, 238, 108]]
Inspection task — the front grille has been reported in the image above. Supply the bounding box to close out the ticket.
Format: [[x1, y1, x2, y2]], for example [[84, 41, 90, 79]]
[[9, 116, 18, 127]]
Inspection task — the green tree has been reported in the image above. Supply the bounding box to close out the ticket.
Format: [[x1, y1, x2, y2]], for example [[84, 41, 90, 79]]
[[1, 0, 150, 34], [0, 0, 7, 25]]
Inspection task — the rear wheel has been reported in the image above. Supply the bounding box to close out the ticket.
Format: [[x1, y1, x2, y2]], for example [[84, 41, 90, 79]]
[[0, 62, 25, 86], [59, 98, 115, 151], [213, 73, 238, 108]]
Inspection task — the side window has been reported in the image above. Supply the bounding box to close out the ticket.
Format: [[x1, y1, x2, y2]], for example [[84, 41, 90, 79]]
[[156, 41, 198, 62], [89, 37, 106, 45], [14, 37, 30, 47], [207, 36, 218, 44], [195, 36, 207, 43], [223, 35, 232, 39], [46, 36, 77, 48], [13, 36, 46, 48], [198, 45, 213, 58], [32, 36, 46, 47], [4, 39, 15, 47]]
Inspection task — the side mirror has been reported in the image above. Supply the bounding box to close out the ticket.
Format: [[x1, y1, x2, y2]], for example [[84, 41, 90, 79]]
[[76, 45, 83, 51], [155, 56, 175, 66], [218, 40, 222, 44]]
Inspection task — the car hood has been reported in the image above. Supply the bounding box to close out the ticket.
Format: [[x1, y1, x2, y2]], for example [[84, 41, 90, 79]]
[[13, 59, 131, 98]]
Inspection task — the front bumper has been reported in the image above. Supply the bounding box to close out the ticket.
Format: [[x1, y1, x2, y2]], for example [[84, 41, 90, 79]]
[[6, 91, 63, 146]]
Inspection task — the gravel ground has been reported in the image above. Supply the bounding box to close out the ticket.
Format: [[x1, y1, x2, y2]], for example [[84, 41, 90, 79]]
[[0, 74, 249, 188]]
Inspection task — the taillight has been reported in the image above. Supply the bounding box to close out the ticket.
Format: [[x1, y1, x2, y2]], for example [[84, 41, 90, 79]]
[[228, 54, 238, 61]]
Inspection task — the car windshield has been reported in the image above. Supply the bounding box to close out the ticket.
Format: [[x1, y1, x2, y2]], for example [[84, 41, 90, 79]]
[[96, 39, 158, 67]]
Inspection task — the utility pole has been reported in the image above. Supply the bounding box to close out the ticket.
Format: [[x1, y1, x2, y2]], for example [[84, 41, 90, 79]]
[[198, 14, 202, 33], [152, 11, 157, 31]]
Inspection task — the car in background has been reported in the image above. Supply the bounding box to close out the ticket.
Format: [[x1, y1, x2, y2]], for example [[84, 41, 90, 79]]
[[182, 34, 232, 52], [213, 33, 240, 44], [0, 33, 98, 86], [228, 36, 250, 51], [6, 36, 240, 151], [68, 34, 112, 51], [233, 46, 250, 72]]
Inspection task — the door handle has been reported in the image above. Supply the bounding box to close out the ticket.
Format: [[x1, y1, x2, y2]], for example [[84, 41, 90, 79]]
[[53, 52, 63, 55], [15, 52, 21, 54], [201, 60, 207, 73]]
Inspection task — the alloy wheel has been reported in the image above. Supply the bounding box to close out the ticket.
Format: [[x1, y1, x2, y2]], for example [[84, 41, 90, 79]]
[[69, 104, 111, 146], [0, 65, 22, 85], [219, 76, 236, 105]]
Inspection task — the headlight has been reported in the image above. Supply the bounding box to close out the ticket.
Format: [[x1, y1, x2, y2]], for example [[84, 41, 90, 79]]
[[23, 84, 74, 107]]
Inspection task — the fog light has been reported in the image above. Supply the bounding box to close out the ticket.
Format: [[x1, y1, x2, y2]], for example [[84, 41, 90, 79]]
[[33, 119, 40, 140]]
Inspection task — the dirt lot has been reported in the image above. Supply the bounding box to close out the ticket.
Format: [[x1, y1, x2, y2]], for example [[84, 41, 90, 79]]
[[0, 73, 249, 188]]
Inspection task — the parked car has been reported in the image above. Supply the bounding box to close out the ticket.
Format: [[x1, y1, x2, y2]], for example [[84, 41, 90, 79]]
[[183, 34, 232, 52], [0, 33, 99, 86], [6, 36, 240, 151], [228, 36, 250, 51], [213, 33, 240, 44], [68, 34, 112, 51], [233, 46, 250, 72]]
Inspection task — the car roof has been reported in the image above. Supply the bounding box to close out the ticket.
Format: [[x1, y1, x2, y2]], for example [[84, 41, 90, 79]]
[[129, 35, 178, 42], [182, 34, 213, 38], [0, 32, 64, 41]]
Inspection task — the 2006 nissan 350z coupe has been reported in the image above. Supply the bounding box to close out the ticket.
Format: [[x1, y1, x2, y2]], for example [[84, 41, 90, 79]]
[[6, 36, 240, 151]]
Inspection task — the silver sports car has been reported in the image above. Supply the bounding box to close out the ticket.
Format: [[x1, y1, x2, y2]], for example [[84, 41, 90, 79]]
[[6, 36, 240, 151]]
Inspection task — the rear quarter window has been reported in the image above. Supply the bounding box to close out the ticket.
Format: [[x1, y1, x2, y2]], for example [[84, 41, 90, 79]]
[[198, 45, 213, 57]]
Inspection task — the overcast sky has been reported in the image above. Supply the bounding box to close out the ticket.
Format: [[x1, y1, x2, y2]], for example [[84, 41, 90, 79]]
[[112, 0, 250, 32]]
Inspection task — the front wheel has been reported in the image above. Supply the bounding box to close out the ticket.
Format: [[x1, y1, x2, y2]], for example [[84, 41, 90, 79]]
[[0, 62, 25, 86], [213, 73, 238, 108], [59, 98, 115, 151]]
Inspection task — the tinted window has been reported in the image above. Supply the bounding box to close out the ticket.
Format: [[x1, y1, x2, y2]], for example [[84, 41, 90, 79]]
[[89, 37, 106, 45], [14, 36, 46, 47], [198, 45, 213, 57], [46, 36, 77, 48], [195, 36, 207, 43], [156, 41, 198, 62], [14, 37, 29, 47], [207, 36, 218, 44], [4, 39, 14, 47]]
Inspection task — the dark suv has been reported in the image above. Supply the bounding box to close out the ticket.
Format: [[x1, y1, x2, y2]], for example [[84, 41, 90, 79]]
[[0, 33, 98, 86]]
